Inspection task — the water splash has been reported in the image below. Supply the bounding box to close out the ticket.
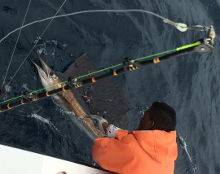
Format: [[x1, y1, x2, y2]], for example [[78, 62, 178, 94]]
[[177, 132, 197, 174], [22, 84, 30, 91], [30, 113, 59, 132], [0, 84, 11, 101], [4, 84, 11, 92]]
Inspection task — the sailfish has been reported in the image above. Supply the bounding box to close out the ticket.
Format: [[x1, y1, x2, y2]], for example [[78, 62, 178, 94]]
[[32, 53, 130, 140]]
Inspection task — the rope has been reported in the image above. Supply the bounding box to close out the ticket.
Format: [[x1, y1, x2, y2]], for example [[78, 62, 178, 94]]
[[1, 0, 32, 89], [0, 42, 200, 105], [6, 0, 67, 86]]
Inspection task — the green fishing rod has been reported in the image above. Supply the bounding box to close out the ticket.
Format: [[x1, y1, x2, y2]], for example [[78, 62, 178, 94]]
[[0, 26, 215, 113]]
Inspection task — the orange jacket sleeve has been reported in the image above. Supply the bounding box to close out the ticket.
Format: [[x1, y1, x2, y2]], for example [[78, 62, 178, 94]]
[[92, 131, 133, 173]]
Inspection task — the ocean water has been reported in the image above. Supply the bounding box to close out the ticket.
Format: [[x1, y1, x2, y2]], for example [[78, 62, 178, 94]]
[[0, 0, 220, 173]]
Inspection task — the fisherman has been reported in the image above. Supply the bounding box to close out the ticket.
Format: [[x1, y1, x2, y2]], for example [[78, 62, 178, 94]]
[[90, 101, 178, 174]]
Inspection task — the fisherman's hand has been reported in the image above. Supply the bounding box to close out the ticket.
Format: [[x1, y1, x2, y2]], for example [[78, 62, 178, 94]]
[[106, 124, 122, 138], [87, 115, 108, 133]]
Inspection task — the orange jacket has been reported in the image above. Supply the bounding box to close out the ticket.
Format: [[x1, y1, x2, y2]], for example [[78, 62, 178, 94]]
[[92, 130, 177, 174]]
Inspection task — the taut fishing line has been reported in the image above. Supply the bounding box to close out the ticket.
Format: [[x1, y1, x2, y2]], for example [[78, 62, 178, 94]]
[[6, 0, 67, 87], [1, 0, 32, 89], [0, 9, 208, 44]]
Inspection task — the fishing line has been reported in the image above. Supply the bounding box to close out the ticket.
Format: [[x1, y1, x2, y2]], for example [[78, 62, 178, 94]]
[[1, 9, 178, 43], [1, 0, 32, 89], [6, 0, 67, 86]]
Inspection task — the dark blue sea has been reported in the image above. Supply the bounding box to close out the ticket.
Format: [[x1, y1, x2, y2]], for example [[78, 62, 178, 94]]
[[0, 0, 220, 173]]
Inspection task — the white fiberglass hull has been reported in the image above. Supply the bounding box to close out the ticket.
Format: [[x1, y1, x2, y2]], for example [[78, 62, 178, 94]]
[[0, 144, 107, 174]]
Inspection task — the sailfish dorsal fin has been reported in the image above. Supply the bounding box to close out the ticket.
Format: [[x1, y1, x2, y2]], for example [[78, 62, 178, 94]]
[[64, 53, 96, 79], [64, 53, 130, 128]]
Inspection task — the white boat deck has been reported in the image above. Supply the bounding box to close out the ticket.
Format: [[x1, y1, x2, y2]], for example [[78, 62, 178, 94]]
[[0, 144, 108, 174]]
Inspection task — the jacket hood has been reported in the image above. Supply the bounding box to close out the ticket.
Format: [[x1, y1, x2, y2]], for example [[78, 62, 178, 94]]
[[132, 130, 177, 164]]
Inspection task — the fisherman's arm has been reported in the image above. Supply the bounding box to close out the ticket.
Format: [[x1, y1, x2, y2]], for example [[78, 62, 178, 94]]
[[92, 130, 133, 173], [89, 115, 133, 172]]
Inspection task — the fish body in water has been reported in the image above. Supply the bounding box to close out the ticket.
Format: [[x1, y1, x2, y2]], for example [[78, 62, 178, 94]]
[[32, 53, 104, 140], [33, 53, 130, 139]]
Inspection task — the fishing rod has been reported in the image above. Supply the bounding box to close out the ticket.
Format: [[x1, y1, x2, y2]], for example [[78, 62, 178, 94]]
[[0, 26, 215, 113], [0, 8, 213, 99]]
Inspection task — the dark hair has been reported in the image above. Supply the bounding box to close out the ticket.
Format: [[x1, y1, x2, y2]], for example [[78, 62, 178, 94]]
[[149, 101, 176, 132]]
